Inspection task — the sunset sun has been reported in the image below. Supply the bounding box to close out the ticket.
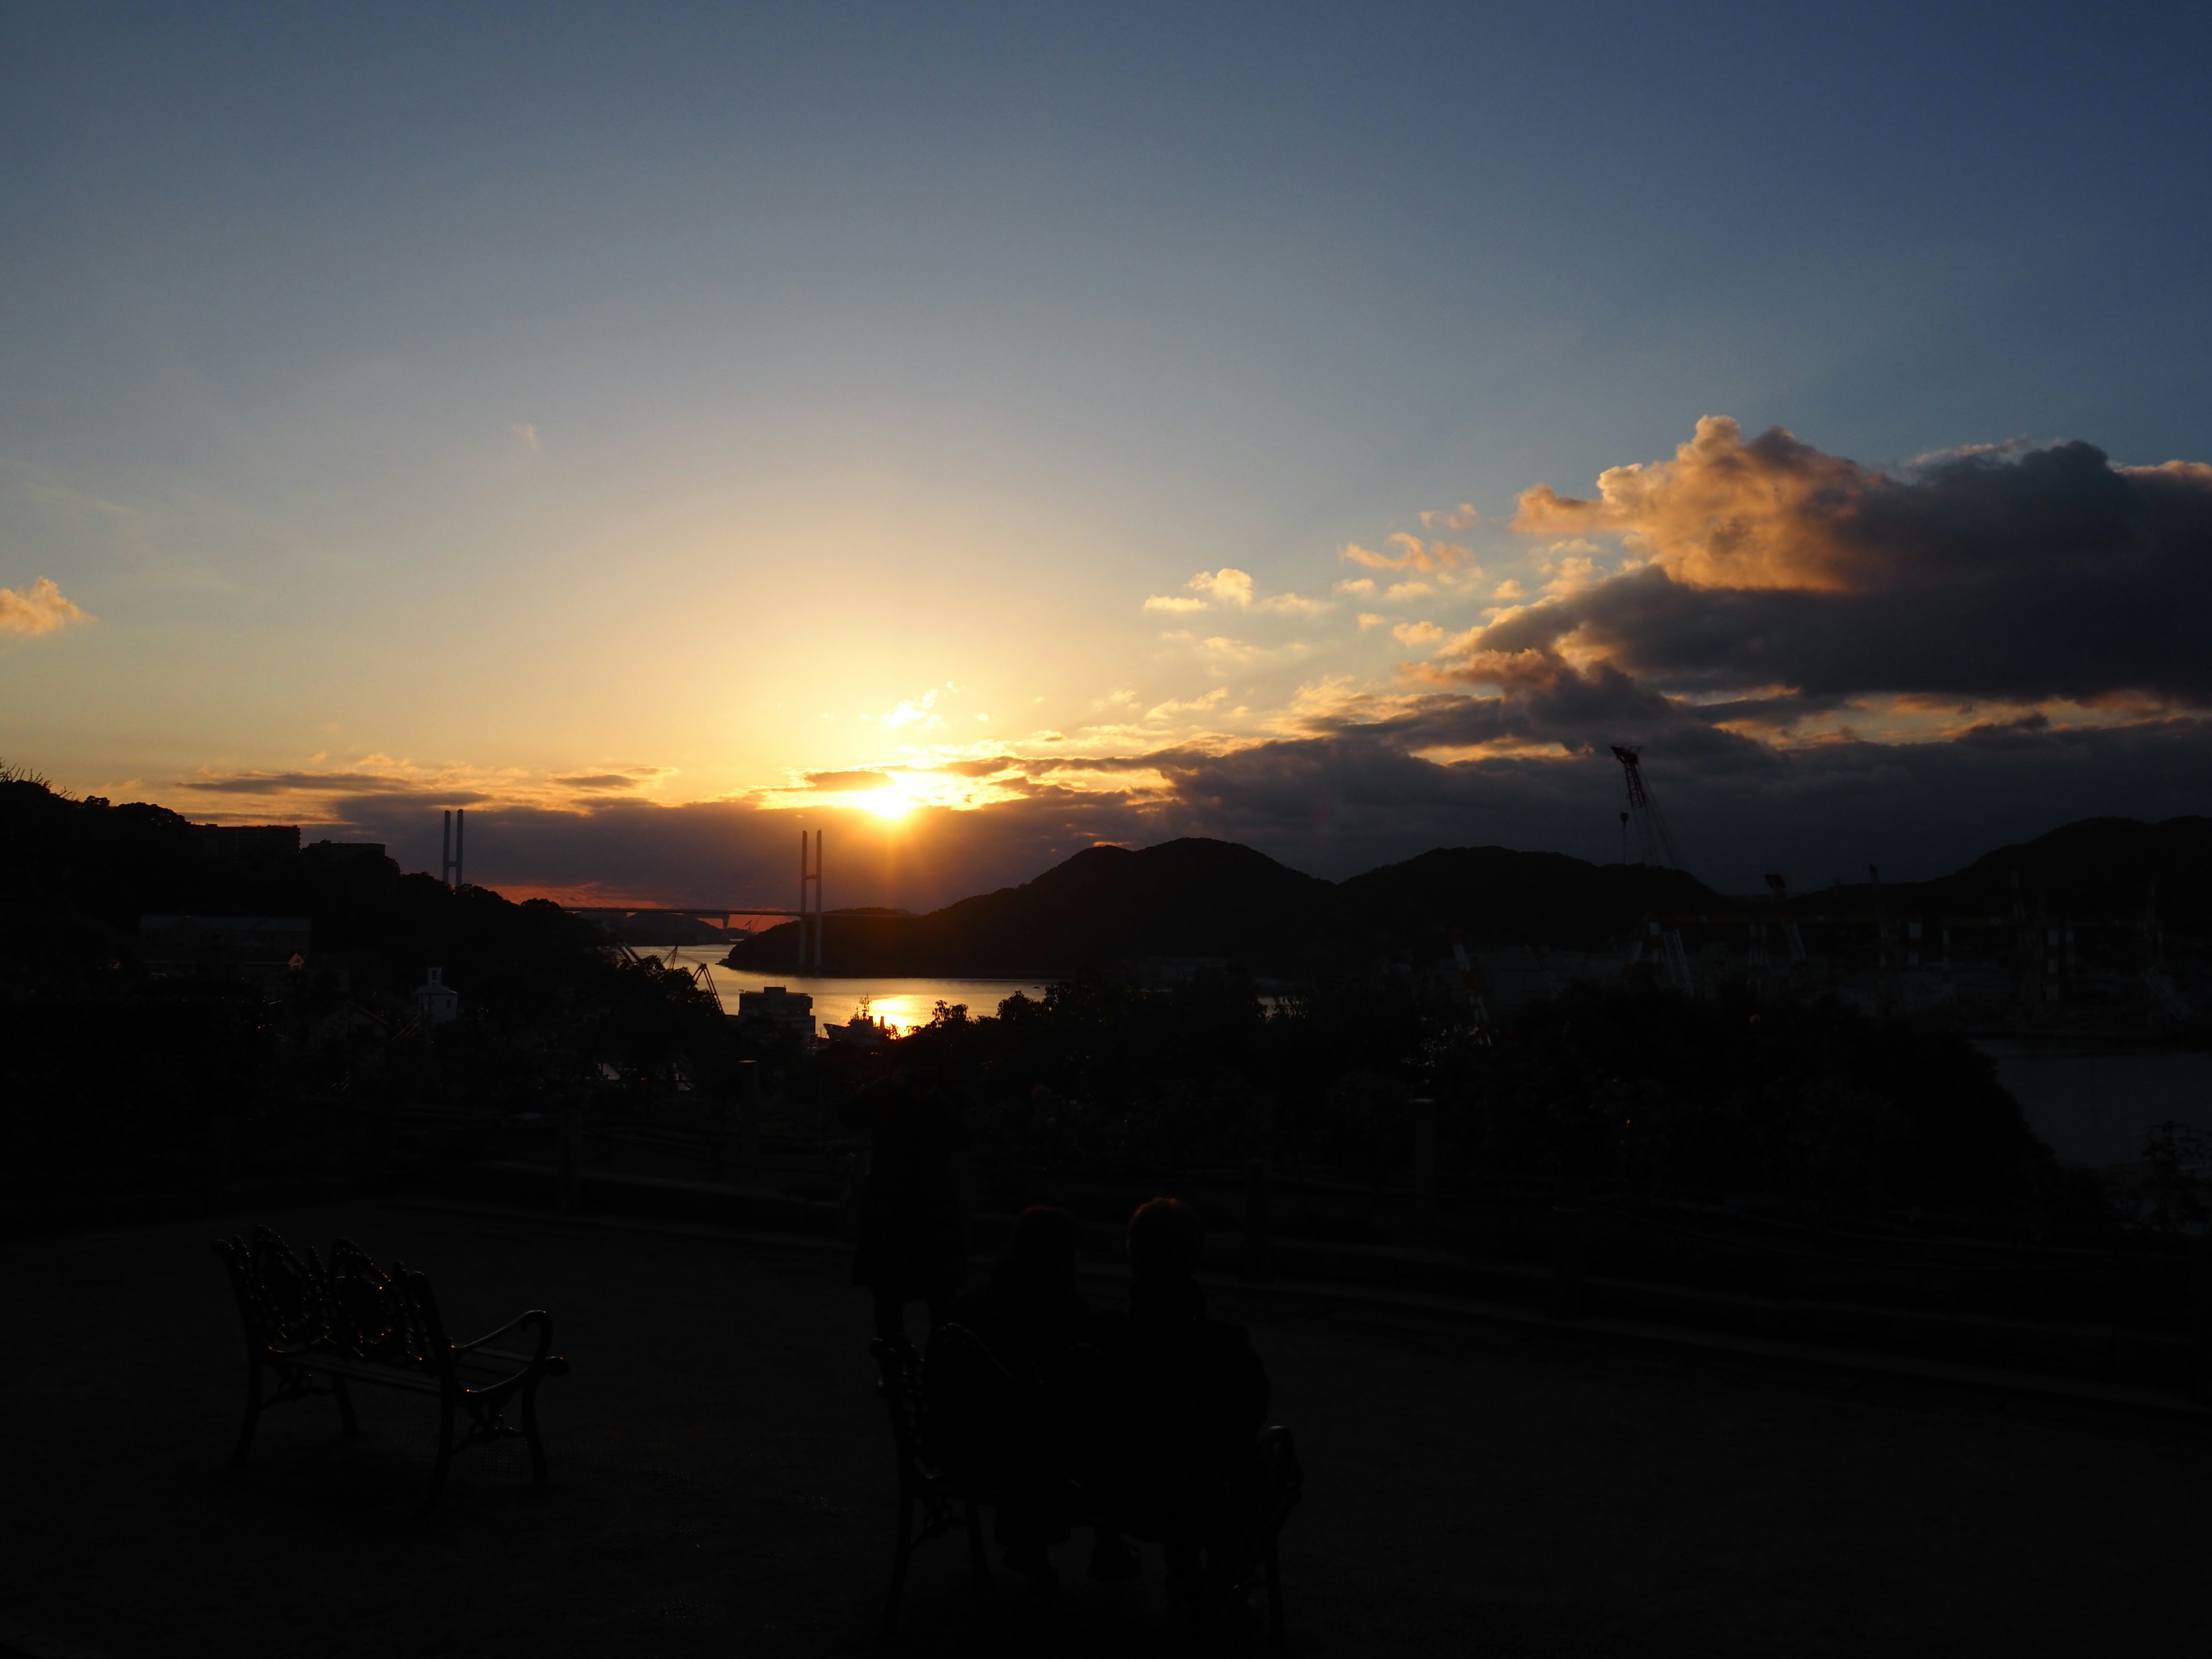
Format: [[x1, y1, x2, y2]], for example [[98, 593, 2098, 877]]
[[865, 778, 918, 819]]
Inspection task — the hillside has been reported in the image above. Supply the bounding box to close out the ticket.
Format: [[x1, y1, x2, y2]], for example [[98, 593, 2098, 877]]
[[1785, 817, 2212, 930], [721, 835, 1727, 976], [723, 838, 1335, 975], [1331, 847, 1722, 954]]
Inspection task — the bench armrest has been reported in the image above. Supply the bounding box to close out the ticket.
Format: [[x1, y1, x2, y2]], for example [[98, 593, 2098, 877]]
[[465, 1346, 570, 1371], [450, 1309, 559, 1384]]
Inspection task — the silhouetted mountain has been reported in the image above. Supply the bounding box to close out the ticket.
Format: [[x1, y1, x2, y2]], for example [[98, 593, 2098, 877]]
[[723, 836, 1726, 976], [728, 839, 1334, 975], [726, 817, 2212, 978], [1332, 847, 1724, 953], [1784, 817, 2212, 932]]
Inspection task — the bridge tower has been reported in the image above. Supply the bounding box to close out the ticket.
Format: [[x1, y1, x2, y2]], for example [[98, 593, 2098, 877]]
[[798, 828, 823, 973]]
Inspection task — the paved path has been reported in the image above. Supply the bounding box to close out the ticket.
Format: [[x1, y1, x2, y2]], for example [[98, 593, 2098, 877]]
[[2, 1203, 2205, 1656]]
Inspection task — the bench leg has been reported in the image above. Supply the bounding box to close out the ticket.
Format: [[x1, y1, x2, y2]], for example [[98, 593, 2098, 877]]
[[423, 1397, 456, 1514], [521, 1380, 548, 1483], [332, 1377, 359, 1439], [880, 1487, 915, 1640], [229, 1361, 263, 1468], [1264, 1529, 1286, 1647]]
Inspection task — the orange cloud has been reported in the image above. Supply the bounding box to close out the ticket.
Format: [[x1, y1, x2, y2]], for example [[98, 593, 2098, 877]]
[[1513, 415, 1884, 591], [0, 577, 93, 637], [1148, 567, 1327, 616], [1341, 533, 1471, 574], [1146, 567, 1256, 611]]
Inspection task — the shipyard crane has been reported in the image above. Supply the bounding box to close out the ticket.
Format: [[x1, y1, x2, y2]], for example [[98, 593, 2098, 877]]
[[1610, 745, 1684, 869], [1610, 745, 1694, 991], [1762, 872, 1808, 967], [1758, 870, 1808, 993]]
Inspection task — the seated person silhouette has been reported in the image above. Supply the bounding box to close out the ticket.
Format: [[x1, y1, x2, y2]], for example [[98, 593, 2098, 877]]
[[929, 1207, 1138, 1582], [1079, 1198, 1272, 1622]]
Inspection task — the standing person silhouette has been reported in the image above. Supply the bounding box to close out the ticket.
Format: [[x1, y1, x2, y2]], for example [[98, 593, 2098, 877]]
[[838, 1063, 971, 1342]]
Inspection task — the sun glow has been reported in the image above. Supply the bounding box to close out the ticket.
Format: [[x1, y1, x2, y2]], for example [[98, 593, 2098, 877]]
[[756, 760, 1034, 819], [865, 776, 919, 818]]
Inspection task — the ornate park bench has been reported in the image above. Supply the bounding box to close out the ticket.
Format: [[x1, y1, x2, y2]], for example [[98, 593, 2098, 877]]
[[869, 1329, 1303, 1643], [213, 1225, 567, 1511]]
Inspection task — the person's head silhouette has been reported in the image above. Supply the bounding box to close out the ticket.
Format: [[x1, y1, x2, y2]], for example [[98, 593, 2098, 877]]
[[1127, 1197, 1205, 1283]]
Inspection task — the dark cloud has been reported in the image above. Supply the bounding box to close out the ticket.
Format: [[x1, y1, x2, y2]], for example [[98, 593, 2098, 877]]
[[550, 773, 646, 791], [185, 770, 433, 796], [1483, 422, 2212, 705]]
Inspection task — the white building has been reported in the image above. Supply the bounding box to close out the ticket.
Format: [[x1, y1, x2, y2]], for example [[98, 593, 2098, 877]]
[[415, 966, 459, 1025]]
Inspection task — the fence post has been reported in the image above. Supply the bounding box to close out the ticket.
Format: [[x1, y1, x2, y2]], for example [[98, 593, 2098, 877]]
[[2194, 1236, 2212, 1407], [736, 1058, 760, 1171], [1240, 1158, 1274, 1282], [1551, 1175, 1589, 1319], [1412, 1097, 1438, 1233], [838, 1150, 864, 1244], [556, 1109, 583, 1214]]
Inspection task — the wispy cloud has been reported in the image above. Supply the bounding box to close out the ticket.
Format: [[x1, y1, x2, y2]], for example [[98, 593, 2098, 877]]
[[879, 688, 948, 729], [549, 767, 672, 793], [1145, 567, 1325, 616], [1341, 533, 1472, 575], [1146, 567, 1254, 610]]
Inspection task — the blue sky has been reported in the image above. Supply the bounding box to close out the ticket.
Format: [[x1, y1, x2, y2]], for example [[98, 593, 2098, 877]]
[[4, 2, 2208, 900]]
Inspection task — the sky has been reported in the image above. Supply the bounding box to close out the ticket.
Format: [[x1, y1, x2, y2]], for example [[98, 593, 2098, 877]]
[[3, 1, 2209, 908]]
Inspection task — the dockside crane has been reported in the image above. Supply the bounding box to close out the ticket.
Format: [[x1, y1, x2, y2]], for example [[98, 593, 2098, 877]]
[[1611, 745, 1684, 869], [1758, 872, 1808, 993], [1611, 744, 1695, 992]]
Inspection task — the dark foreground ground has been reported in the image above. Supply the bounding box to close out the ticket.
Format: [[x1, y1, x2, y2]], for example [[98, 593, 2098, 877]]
[[1, 1201, 2205, 1658]]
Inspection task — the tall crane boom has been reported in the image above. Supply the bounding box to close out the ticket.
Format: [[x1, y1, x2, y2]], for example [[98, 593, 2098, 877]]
[[1610, 745, 1684, 869]]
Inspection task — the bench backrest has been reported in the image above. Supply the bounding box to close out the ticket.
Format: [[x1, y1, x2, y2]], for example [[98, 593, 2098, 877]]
[[214, 1225, 450, 1376], [873, 1324, 1050, 1498]]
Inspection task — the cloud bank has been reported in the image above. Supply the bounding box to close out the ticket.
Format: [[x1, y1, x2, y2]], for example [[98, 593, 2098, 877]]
[[156, 419, 2212, 903], [1481, 416, 2212, 709]]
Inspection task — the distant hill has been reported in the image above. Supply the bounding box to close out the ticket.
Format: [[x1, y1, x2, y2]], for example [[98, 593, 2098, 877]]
[[725, 817, 2212, 979], [1783, 817, 2212, 932], [1332, 847, 1722, 954], [721, 835, 1726, 976], [725, 838, 1334, 976]]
